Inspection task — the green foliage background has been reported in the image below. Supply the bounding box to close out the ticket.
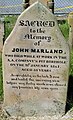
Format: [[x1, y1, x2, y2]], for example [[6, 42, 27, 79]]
[[4, 15, 18, 40], [0, 15, 18, 100]]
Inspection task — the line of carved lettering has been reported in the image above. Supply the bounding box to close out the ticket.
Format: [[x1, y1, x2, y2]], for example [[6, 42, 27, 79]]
[[24, 34, 51, 41], [6, 81, 66, 87], [19, 20, 55, 27], [8, 59, 66, 64], [10, 74, 59, 79], [12, 48, 64, 53], [5, 54, 67, 60]]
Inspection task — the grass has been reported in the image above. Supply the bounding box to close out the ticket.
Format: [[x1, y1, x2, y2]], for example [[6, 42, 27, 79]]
[[4, 15, 18, 40], [59, 20, 69, 40]]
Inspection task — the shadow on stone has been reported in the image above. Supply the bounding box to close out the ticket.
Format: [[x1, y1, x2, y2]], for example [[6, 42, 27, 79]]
[[66, 75, 73, 113]]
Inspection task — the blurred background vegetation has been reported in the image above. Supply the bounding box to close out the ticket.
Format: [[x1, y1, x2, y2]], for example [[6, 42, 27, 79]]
[[0, 15, 73, 112]]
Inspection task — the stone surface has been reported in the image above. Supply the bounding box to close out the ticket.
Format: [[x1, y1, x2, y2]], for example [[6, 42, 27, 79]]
[[0, 107, 73, 120], [0, 22, 4, 52], [3, 2, 70, 117]]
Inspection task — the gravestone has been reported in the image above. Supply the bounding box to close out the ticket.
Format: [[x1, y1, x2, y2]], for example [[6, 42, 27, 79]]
[[3, 2, 70, 117]]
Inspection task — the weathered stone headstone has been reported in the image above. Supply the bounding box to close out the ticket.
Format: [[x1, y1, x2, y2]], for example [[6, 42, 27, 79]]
[[0, 21, 4, 52], [3, 2, 70, 117]]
